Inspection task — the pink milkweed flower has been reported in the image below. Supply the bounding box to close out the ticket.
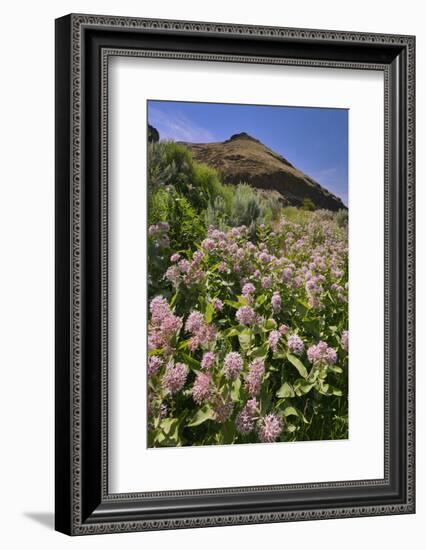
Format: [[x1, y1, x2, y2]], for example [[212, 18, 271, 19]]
[[258, 413, 283, 443], [279, 324, 289, 335], [282, 267, 293, 281], [271, 292, 282, 313], [164, 265, 180, 287], [341, 330, 349, 352], [185, 311, 205, 334], [212, 395, 234, 423], [185, 311, 217, 351], [242, 282, 256, 298], [258, 251, 270, 264], [201, 351, 216, 370], [149, 296, 171, 324], [178, 259, 191, 274], [201, 238, 215, 251], [162, 362, 188, 395], [325, 347, 338, 365], [148, 296, 182, 352], [261, 276, 272, 289], [236, 305, 256, 326], [170, 253, 181, 263], [148, 356, 163, 378], [224, 351, 243, 380], [192, 250, 204, 264], [212, 298, 223, 311], [268, 330, 281, 352], [288, 334, 304, 356], [192, 372, 214, 404], [245, 359, 265, 396], [236, 398, 259, 435], [307, 341, 338, 365]]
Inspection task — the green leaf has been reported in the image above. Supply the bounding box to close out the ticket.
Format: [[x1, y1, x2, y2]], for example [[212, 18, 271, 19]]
[[332, 387, 343, 396], [238, 329, 252, 350], [180, 353, 201, 371], [287, 424, 297, 433], [287, 353, 308, 379], [224, 300, 241, 310], [307, 368, 320, 383], [263, 318, 277, 331], [187, 406, 214, 427], [237, 295, 250, 306], [294, 378, 315, 396], [249, 342, 269, 359], [148, 348, 163, 356], [177, 339, 190, 350], [231, 377, 241, 401], [222, 326, 240, 338], [296, 299, 309, 315], [255, 294, 268, 307], [170, 291, 179, 308], [302, 319, 321, 338], [328, 366, 343, 374], [221, 420, 236, 444], [276, 382, 294, 398], [205, 302, 214, 324], [160, 417, 178, 436], [283, 406, 299, 418]]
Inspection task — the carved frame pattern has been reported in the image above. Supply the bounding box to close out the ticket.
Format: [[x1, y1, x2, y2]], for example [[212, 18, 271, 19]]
[[55, 13, 415, 536]]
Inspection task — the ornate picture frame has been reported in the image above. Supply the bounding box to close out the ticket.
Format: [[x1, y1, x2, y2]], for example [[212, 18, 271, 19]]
[[55, 14, 415, 535]]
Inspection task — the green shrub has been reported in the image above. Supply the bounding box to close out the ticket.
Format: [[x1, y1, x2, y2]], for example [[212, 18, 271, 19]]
[[301, 197, 316, 211], [204, 196, 229, 230], [336, 208, 349, 228]]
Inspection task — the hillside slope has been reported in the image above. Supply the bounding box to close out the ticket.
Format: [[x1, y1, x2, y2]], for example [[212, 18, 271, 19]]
[[181, 132, 346, 211]]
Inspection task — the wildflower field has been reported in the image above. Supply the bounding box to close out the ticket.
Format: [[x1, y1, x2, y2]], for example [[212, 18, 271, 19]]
[[147, 141, 348, 447]]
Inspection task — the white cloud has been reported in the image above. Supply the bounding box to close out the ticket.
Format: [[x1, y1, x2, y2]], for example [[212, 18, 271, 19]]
[[148, 105, 217, 143]]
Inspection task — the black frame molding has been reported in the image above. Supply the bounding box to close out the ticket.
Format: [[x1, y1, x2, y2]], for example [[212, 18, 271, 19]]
[[55, 14, 415, 535]]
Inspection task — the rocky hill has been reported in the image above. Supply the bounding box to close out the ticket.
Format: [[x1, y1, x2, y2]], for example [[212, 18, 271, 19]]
[[181, 132, 346, 211]]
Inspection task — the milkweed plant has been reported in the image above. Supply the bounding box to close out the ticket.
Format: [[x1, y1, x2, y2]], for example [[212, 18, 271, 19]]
[[147, 212, 348, 447]]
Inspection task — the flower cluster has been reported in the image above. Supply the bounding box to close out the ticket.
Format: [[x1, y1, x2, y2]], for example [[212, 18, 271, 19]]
[[192, 372, 213, 404], [288, 334, 305, 356], [147, 209, 348, 447], [201, 351, 216, 370], [162, 362, 188, 395], [268, 330, 281, 352], [341, 330, 349, 352], [307, 341, 338, 365], [148, 221, 170, 248], [236, 398, 259, 435], [236, 305, 257, 326], [148, 296, 182, 353], [224, 351, 244, 380], [148, 356, 163, 378], [258, 413, 283, 443], [185, 311, 216, 351], [245, 359, 265, 396]]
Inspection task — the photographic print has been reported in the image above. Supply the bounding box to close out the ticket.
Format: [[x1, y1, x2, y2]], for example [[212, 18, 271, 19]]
[[56, 16, 415, 534], [147, 100, 349, 448]]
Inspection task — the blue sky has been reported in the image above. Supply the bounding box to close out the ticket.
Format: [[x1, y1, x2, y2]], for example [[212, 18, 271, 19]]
[[148, 100, 348, 206]]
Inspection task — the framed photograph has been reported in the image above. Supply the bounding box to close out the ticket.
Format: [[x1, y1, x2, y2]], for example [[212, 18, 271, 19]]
[[55, 14, 415, 535]]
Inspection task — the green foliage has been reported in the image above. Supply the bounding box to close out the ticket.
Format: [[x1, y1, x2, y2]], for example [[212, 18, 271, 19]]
[[301, 197, 316, 211], [148, 142, 283, 246], [336, 208, 349, 227], [147, 206, 348, 446], [146, 139, 348, 447]]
